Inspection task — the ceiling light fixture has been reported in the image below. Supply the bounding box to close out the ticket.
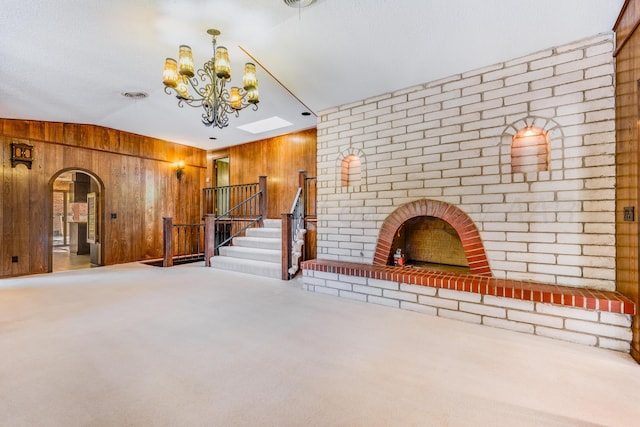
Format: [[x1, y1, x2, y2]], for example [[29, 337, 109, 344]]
[[162, 29, 259, 129], [283, 0, 315, 8], [283, 0, 315, 19]]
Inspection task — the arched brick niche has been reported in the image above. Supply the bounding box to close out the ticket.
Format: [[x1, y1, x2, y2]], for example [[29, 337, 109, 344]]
[[373, 199, 492, 276]]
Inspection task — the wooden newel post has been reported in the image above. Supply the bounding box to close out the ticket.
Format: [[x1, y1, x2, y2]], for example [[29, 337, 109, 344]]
[[281, 213, 293, 280], [298, 170, 307, 190], [298, 170, 307, 217], [162, 217, 173, 267], [204, 214, 216, 267], [258, 175, 267, 225]]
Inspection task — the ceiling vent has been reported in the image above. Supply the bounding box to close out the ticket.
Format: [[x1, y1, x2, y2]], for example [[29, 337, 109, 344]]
[[283, 0, 315, 8], [121, 91, 148, 100]]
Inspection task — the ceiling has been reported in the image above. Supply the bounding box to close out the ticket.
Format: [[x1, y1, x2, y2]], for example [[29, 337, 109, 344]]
[[0, 0, 626, 151]]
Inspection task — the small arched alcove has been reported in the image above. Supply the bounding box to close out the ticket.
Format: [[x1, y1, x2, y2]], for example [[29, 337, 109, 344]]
[[336, 148, 367, 192], [511, 126, 550, 173], [500, 117, 563, 180], [49, 168, 105, 272], [341, 154, 362, 187]]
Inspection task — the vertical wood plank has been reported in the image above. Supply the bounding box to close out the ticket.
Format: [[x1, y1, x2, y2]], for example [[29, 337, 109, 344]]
[[615, 0, 640, 362], [0, 118, 207, 277], [210, 128, 317, 219]]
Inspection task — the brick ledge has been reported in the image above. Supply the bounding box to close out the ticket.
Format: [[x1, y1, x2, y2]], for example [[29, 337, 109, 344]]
[[301, 259, 635, 315]]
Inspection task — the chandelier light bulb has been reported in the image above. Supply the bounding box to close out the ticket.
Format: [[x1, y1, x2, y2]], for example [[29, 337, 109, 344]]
[[162, 58, 179, 88], [214, 46, 231, 79], [178, 45, 195, 77], [243, 63, 257, 90], [176, 76, 189, 99], [247, 83, 259, 104], [230, 87, 242, 110]]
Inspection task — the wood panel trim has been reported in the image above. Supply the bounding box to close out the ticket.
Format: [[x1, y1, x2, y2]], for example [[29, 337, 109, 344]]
[[614, 0, 640, 56], [614, 0, 632, 31], [9, 138, 207, 169], [1, 119, 207, 167]]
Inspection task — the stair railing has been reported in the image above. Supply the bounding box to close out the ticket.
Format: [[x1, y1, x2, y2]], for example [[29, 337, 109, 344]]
[[162, 217, 205, 267], [202, 179, 265, 218], [282, 187, 305, 280], [280, 169, 318, 279], [204, 176, 267, 265]]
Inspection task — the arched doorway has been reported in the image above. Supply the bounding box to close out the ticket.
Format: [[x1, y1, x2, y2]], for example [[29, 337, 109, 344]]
[[50, 169, 104, 272]]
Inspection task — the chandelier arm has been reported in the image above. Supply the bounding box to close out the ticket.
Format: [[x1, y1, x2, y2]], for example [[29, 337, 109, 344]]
[[186, 76, 205, 100]]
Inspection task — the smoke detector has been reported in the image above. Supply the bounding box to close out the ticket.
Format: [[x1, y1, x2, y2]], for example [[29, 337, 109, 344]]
[[283, 0, 315, 8]]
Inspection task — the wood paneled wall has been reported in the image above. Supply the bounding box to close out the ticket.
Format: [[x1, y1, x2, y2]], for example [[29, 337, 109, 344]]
[[208, 128, 317, 219], [0, 119, 206, 278], [615, 0, 640, 362]]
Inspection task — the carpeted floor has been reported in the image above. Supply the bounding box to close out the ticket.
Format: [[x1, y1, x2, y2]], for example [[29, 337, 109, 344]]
[[1, 263, 639, 426]]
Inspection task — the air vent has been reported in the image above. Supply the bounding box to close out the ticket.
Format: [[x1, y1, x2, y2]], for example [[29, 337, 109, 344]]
[[121, 91, 148, 99], [283, 0, 315, 8]]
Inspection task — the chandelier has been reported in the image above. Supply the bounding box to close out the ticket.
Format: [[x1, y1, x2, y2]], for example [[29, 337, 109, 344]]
[[162, 29, 259, 129]]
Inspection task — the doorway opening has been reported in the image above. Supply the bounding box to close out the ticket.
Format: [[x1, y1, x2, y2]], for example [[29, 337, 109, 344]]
[[51, 170, 103, 272], [215, 157, 230, 215]]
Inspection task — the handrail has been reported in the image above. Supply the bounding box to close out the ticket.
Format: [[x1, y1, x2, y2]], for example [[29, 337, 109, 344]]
[[204, 176, 267, 265], [202, 181, 260, 217], [164, 177, 267, 268], [215, 193, 263, 249], [218, 191, 260, 219]]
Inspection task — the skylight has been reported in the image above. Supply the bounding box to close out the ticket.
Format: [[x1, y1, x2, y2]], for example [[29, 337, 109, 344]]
[[237, 116, 293, 134]]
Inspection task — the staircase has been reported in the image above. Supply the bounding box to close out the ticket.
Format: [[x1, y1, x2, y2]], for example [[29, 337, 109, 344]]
[[209, 219, 282, 279]]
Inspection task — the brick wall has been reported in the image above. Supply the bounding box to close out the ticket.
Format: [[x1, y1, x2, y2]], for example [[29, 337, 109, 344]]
[[316, 33, 616, 291]]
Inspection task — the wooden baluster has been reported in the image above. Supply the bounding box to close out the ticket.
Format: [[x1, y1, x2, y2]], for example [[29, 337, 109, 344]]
[[258, 176, 267, 226], [162, 217, 173, 267], [281, 212, 292, 280], [204, 214, 216, 267]]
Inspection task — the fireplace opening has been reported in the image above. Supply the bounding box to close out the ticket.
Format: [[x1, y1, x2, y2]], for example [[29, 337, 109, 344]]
[[389, 216, 471, 274]]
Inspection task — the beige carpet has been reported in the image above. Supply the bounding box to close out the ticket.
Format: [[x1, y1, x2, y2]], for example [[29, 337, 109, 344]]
[[1, 263, 639, 427]]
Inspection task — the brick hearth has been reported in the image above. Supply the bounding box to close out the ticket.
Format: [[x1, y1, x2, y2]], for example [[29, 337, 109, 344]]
[[302, 259, 635, 352]]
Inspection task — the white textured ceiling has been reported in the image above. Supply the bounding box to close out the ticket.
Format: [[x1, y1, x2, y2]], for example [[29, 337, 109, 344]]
[[0, 0, 625, 150]]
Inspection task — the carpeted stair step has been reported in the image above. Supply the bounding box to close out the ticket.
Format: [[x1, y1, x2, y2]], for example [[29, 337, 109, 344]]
[[210, 219, 283, 279], [262, 219, 282, 229], [232, 236, 281, 250], [218, 246, 281, 263], [246, 226, 281, 239], [209, 256, 281, 279]]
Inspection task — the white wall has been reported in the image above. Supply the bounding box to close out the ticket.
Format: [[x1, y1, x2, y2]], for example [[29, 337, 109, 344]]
[[316, 33, 616, 291]]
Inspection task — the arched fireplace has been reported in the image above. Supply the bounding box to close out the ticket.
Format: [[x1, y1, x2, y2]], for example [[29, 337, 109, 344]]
[[373, 199, 492, 276]]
